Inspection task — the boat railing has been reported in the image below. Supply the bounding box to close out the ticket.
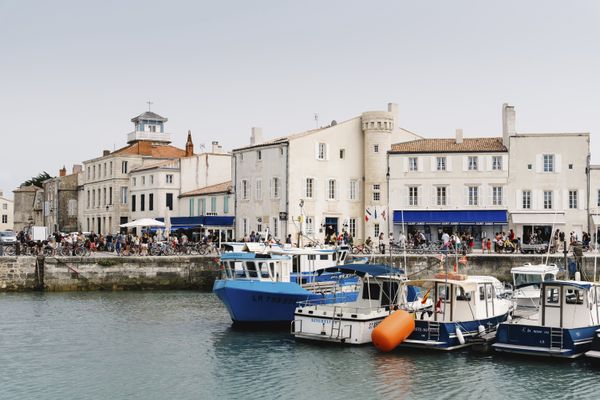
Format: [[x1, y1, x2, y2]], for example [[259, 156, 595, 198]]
[[296, 298, 386, 315]]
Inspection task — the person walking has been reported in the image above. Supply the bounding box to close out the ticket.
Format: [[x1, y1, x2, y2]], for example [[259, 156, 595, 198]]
[[378, 232, 385, 254]]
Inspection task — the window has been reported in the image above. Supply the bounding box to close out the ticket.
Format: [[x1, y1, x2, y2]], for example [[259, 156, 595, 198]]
[[241, 180, 249, 200], [597, 190, 600, 207], [327, 179, 336, 200], [492, 156, 503, 171], [242, 218, 248, 236], [348, 218, 356, 238], [527, 164, 532, 170], [122, 161, 128, 174], [150, 175, 154, 184], [131, 195, 136, 212], [546, 287, 560, 304], [522, 190, 531, 209], [373, 184, 381, 201], [121, 187, 128, 204], [92, 190, 96, 208], [109, 161, 113, 176], [103, 188, 106, 206], [437, 157, 446, 171], [349, 180, 358, 200], [569, 190, 578, 209], [317, 143, 326, 160], [409, 157, 418, 171], [543, 154, 554, 172], [436, 187, 447, 206], [166, 193, 173, 210], [305, 178, 314, 198], [103, 163, 107, 177], [109, 187, 112, 205], [374, 223, 380, 237], [133, 178, 137, 187], [93, 165, 96, 179], [211, 197, 217, 212], [468, 156, 478, 171], [492, 186, 503, 206], [543, 190, 553, 209], [142, 176, 146, 185], [255, 179, 262, 200], [569, 164, 573, 170], [408, 186, 418, 206], [1, 215, 7, 224], [306, 216, 314, 235], [339, 149, 345, 159], [271, 177, 280, 199], [189, 198, 195, 216], [149, 125, 156, 132], [224, 196, 229, 214], [87, 190, 90, 209], [166, 174, 173, 184], [140, 194, 145, 211], [257, 150, 262, 161], [373, 144, 379, 153], [198, 199, 206, 215], [149, 193, 154, 211], [468, 186, 479, 206], [87, 168, 90, 180]]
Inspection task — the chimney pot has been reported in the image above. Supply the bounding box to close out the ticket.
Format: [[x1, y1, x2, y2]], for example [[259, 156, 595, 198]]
[[59, 166, 67, 177], [250, 127, 263, 146], [103, 150, 110, 156], [455, 128, 463, 144]]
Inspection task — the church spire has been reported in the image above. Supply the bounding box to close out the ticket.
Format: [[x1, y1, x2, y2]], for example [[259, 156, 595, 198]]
[[185, 130, 194, 156]]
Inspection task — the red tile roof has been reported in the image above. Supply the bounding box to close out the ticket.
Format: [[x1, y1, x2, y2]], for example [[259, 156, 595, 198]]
[[112, 140, 188, 158], [390, 137, 507, 153]]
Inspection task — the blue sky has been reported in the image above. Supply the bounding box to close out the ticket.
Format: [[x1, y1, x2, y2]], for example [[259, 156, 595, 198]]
[[1, 0, 600, 197]]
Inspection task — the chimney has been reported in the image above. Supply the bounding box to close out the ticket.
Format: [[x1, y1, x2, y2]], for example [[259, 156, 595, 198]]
[[0, 190, 3, 197], [212, 141, 221, 153], [250, 127, 263, 146], [502, 103, 516, 148], [72, 164, 83, 174], [387, 102, 398, 116], [59, 166, 67, 177], [185, 130, 194, 157], [103, 150, 110, 156], [455, 128, 463, 144]]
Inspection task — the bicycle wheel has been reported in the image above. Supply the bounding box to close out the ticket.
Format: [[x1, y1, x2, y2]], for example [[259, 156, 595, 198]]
[[74, 247, 86, 257], [4, 245, 16, 256]]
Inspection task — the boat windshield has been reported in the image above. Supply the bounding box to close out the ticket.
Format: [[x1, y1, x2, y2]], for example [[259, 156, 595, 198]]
[[514, 273, 543, 288]]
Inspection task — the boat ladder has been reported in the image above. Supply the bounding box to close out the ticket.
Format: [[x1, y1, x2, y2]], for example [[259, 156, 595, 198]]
[[550, 327, 563, 349], [428, 321, 440, 341], [330, 307, 344, 339]]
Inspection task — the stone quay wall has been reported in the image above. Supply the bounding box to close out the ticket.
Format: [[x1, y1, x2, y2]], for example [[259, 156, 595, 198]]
[[1, 253, 600, 292]]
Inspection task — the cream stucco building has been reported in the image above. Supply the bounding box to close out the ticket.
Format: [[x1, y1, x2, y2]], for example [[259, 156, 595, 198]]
[[232, 103, 419, 243], [0, 190, 14, 231]]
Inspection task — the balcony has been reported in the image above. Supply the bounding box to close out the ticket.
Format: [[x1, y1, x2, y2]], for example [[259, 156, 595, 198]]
[[127, 131, 171, 144]]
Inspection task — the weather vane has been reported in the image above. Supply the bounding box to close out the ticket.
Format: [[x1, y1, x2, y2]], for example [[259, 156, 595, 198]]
[[146, 100, 153, 111]]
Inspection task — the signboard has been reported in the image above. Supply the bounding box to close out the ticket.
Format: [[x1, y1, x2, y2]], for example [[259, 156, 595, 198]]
[[279, 212, 288, 221]]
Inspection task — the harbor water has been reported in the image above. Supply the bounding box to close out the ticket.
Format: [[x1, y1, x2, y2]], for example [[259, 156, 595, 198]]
[[1, 291, 599, 400]]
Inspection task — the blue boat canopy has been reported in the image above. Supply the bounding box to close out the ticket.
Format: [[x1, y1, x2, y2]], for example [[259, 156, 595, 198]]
[[541, 280, 594, 290], [317, 264, 404, 277], [393, 210, 507, 225]]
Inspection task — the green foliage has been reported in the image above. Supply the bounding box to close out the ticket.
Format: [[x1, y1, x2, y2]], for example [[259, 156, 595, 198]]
[[22, 171, 53, 188], [97, 259, 120, 267]]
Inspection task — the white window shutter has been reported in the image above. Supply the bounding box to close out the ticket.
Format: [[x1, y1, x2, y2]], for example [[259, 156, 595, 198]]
[[270, 178, 273, 199], [462, 156, 468, 172], [417, 157, 423, 172], [326, 144, 330, 160], [314, 143, 319, 160], [447, 157, 452, 171], [446, 186, 451, 206], [431, 157, 436, 171], [502, 155, 508, 171], [464, 186, 469, 206], [555, 154, 562, 173], [515, 190, 521, 209], [535, 154, 542, 173], [302, 178, 307, 198], [562, 190, 568, 210], [403, 158, 408, 173]]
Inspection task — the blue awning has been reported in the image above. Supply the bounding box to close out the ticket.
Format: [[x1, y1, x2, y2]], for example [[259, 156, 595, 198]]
[[393, 210, 507, 225], [156, 216, 235, 227]]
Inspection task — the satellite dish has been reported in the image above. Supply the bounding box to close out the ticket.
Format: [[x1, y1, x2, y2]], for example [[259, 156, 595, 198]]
[[331, 120, 337, 126]]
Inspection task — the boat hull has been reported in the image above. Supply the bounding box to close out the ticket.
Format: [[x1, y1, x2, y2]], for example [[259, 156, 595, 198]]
[[493, 323, 599, 358], [213, 279, 357, 325], [399, 314, 509, 351]]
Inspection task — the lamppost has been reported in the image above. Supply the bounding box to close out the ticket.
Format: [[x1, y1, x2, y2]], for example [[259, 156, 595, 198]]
[[298, 199, 304, 247]]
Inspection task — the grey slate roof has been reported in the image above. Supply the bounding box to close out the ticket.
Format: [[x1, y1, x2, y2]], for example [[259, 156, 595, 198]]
[[131, 111, 168, 123]]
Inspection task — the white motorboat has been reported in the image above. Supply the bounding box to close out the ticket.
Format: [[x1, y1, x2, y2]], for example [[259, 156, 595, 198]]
[[511, 263, 559, 308]]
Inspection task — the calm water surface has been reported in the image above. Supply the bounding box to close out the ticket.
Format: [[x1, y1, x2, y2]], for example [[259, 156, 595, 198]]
[[1, 291, 599, 400]]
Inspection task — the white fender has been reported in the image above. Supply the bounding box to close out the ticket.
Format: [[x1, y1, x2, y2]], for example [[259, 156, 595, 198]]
[[478, 325, 485, 335], [455, 326, 465, 345], [575, 271, 581, 281]]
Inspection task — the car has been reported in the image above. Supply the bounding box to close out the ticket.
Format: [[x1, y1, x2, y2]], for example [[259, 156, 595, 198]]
[[0, 231, 17, 244]]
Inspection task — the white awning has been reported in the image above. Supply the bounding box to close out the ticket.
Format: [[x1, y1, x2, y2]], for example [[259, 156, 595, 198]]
[[591, 215, 600, 226], [511, 213, 566, 225]]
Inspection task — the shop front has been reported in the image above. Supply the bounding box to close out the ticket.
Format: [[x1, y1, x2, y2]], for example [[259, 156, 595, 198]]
[[510, 213, 565, 244], [392, 210, 508, 243]]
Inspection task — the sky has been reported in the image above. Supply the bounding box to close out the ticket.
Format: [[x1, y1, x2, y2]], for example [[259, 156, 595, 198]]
[[1, 0, 600, 199]]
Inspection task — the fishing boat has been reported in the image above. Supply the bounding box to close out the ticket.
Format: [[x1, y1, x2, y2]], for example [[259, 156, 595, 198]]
[[291, 264, 422, 344], [493, 280, 600, 358], [213, 252, 358, 326], [395, 274, 513, 351], [584, 329, 600, 361], [511, 263, 559, 309]]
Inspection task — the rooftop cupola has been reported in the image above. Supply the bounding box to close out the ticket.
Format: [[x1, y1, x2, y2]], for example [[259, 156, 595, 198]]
[[127, 110, 171, 144]]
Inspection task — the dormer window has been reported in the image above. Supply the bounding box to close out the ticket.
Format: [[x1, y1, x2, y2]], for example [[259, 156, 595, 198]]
[[148, 125, 157, 132]]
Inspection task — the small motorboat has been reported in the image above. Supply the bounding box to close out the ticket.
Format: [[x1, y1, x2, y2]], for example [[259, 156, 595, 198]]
[[511, 263, 559, 309], [494, 280, 600, 358]]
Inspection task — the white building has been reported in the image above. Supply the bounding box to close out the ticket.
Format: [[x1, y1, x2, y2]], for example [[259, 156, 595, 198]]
[[589, 166, 600, 244], [81, 111, 191, 234], [388, 130, 509, 243], [232, 103, 419, 243], [504, 104, 590, 243], [0, 190, 14, 231]]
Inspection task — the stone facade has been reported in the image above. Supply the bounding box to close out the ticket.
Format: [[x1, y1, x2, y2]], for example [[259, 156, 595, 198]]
[[12, 185, 44, 232], [42, 166, 80, 234]]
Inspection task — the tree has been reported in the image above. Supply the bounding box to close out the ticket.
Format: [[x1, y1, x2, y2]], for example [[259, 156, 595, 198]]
[[21, 171, 53, 188]]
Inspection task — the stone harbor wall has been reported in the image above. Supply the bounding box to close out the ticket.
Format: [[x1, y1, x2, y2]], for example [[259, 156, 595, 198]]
[[1, 253, 599, 292]]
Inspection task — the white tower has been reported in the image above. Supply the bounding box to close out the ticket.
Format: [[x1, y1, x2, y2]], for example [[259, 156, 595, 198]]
[[362, 108, 395, 242]]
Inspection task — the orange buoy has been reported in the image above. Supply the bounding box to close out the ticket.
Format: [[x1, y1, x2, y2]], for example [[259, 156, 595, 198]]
[[371, 310, 415, 352]]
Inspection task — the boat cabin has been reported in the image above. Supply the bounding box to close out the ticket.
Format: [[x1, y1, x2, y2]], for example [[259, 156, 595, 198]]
[[539, 281, 600, 328], [512, 263, 559, 289], [220, 252, 292, 283]]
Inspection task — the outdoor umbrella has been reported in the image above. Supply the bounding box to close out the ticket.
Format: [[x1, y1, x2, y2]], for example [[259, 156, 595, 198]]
[[119, 218, 166, 228]]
